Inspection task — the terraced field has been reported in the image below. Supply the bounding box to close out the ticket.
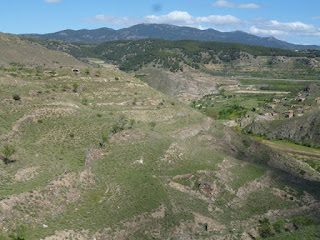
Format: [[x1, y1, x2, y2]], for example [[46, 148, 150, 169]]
[[0, 65, 319, 240]]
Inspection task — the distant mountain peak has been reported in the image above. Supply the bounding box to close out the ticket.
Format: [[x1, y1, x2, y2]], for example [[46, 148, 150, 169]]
[[23, 24, 320, 50]]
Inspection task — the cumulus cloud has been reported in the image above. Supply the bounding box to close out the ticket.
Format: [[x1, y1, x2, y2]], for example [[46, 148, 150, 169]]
[[249, 27, 286, 36], [145, 11, 241, 27], [250, 19, 320, 37], [44, 0, 61, 3], [86, 15, 140, 27], [212, 0, 261, 9], [86, 11, 241, 29]]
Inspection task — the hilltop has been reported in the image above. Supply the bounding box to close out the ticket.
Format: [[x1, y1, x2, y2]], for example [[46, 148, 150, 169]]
[[0, 32, 86, 69], [24, 24, 320, 50]]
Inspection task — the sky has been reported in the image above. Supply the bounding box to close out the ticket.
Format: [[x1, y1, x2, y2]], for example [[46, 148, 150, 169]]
[[1, 0, 320, 45]]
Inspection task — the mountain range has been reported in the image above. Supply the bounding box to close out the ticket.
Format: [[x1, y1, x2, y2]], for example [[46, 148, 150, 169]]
[[25, 23, 320, 50]]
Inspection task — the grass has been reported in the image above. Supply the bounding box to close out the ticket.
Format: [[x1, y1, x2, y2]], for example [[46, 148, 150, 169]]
[[253, 137, 320, 171], [238, 79, 317, 93], [1, 65, 320, 239], [235, 188, 298, 221], [229, 163, 266, 190], [256, 138, 320, 154], [268, 225, 320, 240]]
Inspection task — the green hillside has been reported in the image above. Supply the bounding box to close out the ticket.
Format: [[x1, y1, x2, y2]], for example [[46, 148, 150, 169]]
[[0, 33, 319, 240]]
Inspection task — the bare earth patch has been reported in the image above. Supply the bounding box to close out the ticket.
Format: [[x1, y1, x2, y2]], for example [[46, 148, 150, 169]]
[[14, 166, 39, 182], [42, 230, 89, 240]]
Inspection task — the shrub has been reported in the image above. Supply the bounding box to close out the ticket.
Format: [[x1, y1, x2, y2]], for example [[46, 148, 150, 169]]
[[8, 225, 26, 240], [149, 122, 156, 130], [81, 98, 88, 105], [73, 83, 79, 92], [129, 119, 135, 129], [293, 217, 314, 229], [273, 219, 285, 233], [258, 218, 274, 238], [100, 135, 109, 148], [12, 94, 21, 101], [1, 143, 16, 164], [111, 123, 121, 134]]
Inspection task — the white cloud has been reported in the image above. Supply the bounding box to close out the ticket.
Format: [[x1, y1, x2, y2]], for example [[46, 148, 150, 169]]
[[212, 0, 261, 9], [86, 11, 241, 29], [44, 0, 61, 3], [144, 11, 195, 26], [250, 19, 320, 37], [249, 27, 287, 36], [87, 15, 140, 27]]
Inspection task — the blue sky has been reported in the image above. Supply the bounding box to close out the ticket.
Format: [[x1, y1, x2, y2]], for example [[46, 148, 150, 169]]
[[1, 0, 320, 45]]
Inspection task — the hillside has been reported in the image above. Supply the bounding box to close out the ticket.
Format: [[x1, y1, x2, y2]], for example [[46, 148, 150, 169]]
[[25, 24, 320, 50], [242, 83, 320, 147], [0, 32, 86, 69], [244, 106, 320, 148], [0, 34, 319, 240], [88, 39, 320, 73]]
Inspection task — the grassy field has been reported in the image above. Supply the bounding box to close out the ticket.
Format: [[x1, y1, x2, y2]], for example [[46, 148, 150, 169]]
[[238, 79, 318, 94]]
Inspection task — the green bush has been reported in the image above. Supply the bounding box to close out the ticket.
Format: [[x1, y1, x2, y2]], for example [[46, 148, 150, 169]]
[[1, 144, 16, 164], [81, 98, 88, 105], [273, 219, 285, 233], [12, 94, 21, 101], [293, 217, 314, 229], [111, 123, 121, 134], [258, 218, 274, 238]]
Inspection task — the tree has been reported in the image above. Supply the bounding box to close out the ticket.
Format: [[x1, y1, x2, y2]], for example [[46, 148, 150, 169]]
[[2, 144, 16, 164]]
